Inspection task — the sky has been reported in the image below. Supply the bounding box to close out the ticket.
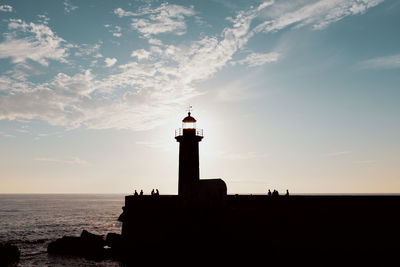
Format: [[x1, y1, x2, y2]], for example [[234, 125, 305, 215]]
[[0, 0, 399, 194]]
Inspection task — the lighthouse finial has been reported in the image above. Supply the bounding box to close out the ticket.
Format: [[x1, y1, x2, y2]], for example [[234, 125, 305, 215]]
[[187, 105, 193, 116]]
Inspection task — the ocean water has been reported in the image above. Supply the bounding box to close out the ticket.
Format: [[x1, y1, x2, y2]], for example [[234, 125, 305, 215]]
[[0, 194, 125, 266]]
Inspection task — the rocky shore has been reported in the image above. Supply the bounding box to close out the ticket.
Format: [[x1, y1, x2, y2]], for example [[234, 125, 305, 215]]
[[0, 243, 20, 267], [47, 230, 122, 261]]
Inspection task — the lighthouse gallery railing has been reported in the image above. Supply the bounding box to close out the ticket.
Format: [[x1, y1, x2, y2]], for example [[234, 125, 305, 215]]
[[175, 128, 203, 137]]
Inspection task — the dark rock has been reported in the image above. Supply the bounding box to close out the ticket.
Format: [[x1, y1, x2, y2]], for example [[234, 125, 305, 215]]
[[47, 230, 106, 260], [0, 243, 20, 266], [47, 236, 81, 255], [105, 233, 122, 249], [80, 230, 105, 248]]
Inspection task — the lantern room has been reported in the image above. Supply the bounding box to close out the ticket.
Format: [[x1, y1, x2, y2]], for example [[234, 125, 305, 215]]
[[182, 112, 196, 130]]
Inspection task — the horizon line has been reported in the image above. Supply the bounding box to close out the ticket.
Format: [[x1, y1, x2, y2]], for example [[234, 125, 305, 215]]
[[1, 192, 400, 196]]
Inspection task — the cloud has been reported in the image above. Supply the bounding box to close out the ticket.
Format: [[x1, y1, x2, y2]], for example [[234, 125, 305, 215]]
[[74, 43, 101, 57], [0, 19, 69, 66], [7, 62, 43, 81], [0, 70, 95, 129], [234, 52, 280, 67], [37, 14, 50, 25], [148, 38, 163, 46], [115, 4, 195, 37], [357, 54, 400, 69], [114, 8, 135, 17], [0, 1, 384, 131], [0, 5, 12, 12], [64, 0, 78, 13], [34, 156, 88, 165], [136, 140, 173, 151], [104, 57, 117, 67], [131, 49, 151, 60], [105, 25, 122, 38], [216, 77, 260, 102], [0, 131, 15, 138], [253, 0, 384, 33]]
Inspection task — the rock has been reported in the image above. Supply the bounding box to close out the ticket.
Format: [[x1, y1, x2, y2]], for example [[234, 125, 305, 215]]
[[105, 233, 122, 249], [47, 236, 82, 255], [0, 243, 20, 266], [80, 230, 105, 248], [47, 230, 106, 260]]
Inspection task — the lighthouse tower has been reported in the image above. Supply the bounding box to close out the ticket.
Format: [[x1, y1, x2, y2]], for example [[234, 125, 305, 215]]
[[175, 111, 203, 197]]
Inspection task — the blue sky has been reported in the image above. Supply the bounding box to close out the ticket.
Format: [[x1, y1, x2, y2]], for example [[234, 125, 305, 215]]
[[0, 0, 399, 193]]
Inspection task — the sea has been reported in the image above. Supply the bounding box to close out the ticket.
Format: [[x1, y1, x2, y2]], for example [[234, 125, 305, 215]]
[[0, 194, 125, 266]]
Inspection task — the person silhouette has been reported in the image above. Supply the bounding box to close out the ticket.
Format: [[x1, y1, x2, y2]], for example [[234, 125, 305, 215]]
[[286, 189, 289, 197], [268, 189, 272, 197], [134, 190, 138, 196], [140, 190, 143, 196], [156, 189, 159, 195], [151, 189, 155, 195]]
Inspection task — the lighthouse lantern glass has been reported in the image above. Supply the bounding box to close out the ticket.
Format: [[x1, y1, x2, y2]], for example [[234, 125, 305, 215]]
[[183, 122, 196, 129]]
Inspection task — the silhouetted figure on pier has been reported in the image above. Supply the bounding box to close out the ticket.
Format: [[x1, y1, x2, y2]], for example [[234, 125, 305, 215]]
[[272, 190, 279, 197], [268, 189, 272, 197], [156, 189, 159, 195], [151, 189, 155, 195], [134, 190, 138, 196], [140, 190, 143, 196], [286, 190, 289, 197]]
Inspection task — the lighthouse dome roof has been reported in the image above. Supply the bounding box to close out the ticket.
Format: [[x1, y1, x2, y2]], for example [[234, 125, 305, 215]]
[[182, 112, 196, 123]]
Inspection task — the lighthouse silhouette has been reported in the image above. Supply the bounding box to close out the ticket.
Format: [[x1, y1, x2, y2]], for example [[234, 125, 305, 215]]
[[175, 111, 203, 196], [175, 110, 226, 208]]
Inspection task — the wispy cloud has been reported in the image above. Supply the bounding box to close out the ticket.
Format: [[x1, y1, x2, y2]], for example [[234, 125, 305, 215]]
[[0, 19, 69, 66], [131, 49, 151, 60], [115, 4, 195, 37], [0, 70, 96, 128], [114, 8, 135, 17], [7, 62, 43, 81], [253, 0, 384, 33], [105, 24, 122, 38], [357, 54, 400, 69], [34, 156, 88, 165], [16, 128, 30, 134], [74, 42, 101, 57], [64, 1, 78, 14], [216, 77, 261, 102], [0, 5, 13, 12], [0, 1, 384, 131], [104, 57, 117, 67], [0, 131, 15, 138], [113, 26, 122, 37], [233, 52, 280, 67], [136, 140, 173, 151]]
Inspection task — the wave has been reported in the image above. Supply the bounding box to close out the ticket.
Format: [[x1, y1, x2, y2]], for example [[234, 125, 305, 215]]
[[5, 238, 50, 245], [0, 209, 20, 212]]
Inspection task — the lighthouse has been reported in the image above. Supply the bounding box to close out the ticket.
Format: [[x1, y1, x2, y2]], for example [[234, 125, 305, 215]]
[[175, 111, 226, 208], [175, 111, 203, 197]]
